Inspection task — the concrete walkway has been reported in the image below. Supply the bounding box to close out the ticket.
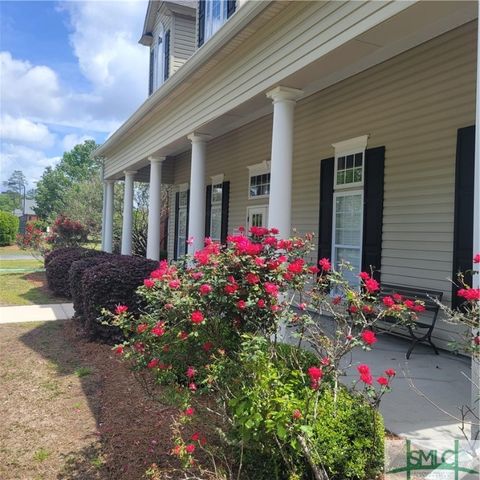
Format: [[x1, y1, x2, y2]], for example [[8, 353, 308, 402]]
[[0, 303, 74, 324]]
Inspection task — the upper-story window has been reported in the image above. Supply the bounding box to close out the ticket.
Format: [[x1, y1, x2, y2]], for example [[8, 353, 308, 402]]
[[149, 26, 171, 95], [198, 0, 236, 47], [248, 161, 270, 199]]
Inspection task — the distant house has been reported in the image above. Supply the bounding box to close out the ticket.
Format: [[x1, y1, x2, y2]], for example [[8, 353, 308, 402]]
[[95, 0, 479, 348], [14, 199, 38, 233]]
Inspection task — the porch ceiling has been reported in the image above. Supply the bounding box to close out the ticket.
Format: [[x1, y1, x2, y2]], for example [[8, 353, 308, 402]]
[[107, 0, 476, 179]]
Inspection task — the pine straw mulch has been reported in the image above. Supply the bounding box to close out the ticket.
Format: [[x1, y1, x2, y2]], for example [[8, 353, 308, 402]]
[[0, 319, 218, 480]]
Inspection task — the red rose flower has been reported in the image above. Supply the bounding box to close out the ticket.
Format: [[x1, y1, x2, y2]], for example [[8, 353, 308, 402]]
[[186, 366, 196, 378], [246, 273, 260, 284], [385, 368, 396, 377], [115, 305, 128, 315], [359, 272, 370, 281], [361, 330, 377, 346], [191, 271, 204, 280], [255, 257, 266, 266], [309, 265, 320, 274], [307, 366, 323, 381], [137, 323, 148, 334], [179, 331, 189, 340], [288, 259, 305, 274], [357, 364, 371, 375], [185, 444, 195, 454], [144, 278, 155, 288], [377, 376, 389, 386], [188, 382, 197, 392], [169, 279, 181, 289], [458, 288, 480, 301], [224, 283, 238, 295], [191, 311, 204, 324], [115, 345, 123, 355], [191, 432, 200, 441], [393, 293, 403, 303], [236, 300, 246, 310], [318, 258, 331, 271], [364, 278, 380, 294], [203, 341, 213, 352], [184, 407, 195, 416], [257, 299, 266, 308], [292, 409, 302, 420], [360, 373, 373, 385], [269, 227, 279, 235], [382, 296, 395, 308], [199, 284, 212, 295], [264, 282, 279, 297], [473, 253, 480, 264], [473, 336, 480, 345], [151, 322, 165, 337], [147, 358, 159, 369]]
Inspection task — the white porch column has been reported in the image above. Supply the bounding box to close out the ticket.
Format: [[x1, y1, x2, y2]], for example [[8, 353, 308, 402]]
[[101, 179, 107, 250], [266, 86, 303, 238], [104, 180, 115, 253], [471, 10, 480, 440], [187, 133, 210, 254], [121, 170, 137, 255], [146, 156, 165, 260]]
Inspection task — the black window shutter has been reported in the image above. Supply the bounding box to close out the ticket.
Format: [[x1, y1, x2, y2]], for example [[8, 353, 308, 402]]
[[221, 181, 230, 243], [164, 30, 170, 81], [361, 146, 385, 281], [148, 49, 154, 95], [173, 192, 180, 260], [317, 158, 334, 263], [452, 125, 475, 307], [205, 184, 212, 238], [198, 0, 205, 47], [227, 0, 236, 18]]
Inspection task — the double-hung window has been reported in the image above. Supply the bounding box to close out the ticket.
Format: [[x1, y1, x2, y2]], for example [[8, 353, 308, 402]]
[[331, 136, 368, 286], [210, 175, 223, 242], [248, 161, 271, 199], [177, 187, 189, 258]]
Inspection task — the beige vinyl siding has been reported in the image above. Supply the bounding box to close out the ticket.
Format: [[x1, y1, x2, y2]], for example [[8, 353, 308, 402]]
[[172, 14, 196, 73], [167, 22, 475, 346], [104, 0, 411, 177]]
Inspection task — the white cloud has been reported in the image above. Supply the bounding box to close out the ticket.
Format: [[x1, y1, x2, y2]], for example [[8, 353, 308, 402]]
[[0, 115, 56, 149], [0, 143, 61, 186], [62, 133, 94, 152], [0, 1, 149, 186]]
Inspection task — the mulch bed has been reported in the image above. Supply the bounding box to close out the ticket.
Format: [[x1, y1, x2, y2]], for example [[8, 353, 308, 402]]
[[0, 320, 216, 480]]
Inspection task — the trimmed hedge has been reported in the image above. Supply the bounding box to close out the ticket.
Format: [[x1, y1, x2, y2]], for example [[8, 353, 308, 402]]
[[0, 211, 19, 246], [81, 256, 158, 342], [69, 253, 115, 318], [45, 247, 104, 298]]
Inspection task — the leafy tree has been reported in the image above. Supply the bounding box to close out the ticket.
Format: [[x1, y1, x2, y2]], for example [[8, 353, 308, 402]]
[[0, 192, 18, 213], [34, 140, 100, 220], [2, 170, 27, 211]]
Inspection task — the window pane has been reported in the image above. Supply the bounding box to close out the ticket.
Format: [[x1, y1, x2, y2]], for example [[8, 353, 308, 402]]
[[353, 168, 362, 182], [354, 153, 363, 167], [210, 205, 222, 241], [337, 156, 345, 170], [334, 246, 361, 286], [334, 194, 362, 247], [249, 172, 270, 197], [212, 183, 222, 204], [346, 155, 354, 169]]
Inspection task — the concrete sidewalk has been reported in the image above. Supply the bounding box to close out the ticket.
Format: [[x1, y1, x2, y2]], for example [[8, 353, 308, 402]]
[[0, 303, 74, 324]]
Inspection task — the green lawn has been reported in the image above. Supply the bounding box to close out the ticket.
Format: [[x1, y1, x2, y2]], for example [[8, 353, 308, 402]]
[[0, 271, 65, 306], [0, 259, 43, 271]]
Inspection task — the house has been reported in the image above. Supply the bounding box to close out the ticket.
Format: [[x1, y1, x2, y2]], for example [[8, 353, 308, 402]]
[[14, 199, 39, 234], [95, 0, 480, 348]]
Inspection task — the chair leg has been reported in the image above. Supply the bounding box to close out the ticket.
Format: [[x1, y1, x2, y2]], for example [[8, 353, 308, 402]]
[[406, 339, 419, 360], [428, 337, 439, 355]]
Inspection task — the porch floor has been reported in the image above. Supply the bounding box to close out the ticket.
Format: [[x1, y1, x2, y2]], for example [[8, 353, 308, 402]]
[[347, 332, 472, 452]]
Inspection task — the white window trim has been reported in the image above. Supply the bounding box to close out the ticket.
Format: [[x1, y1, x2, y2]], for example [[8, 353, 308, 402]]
[[204, 0, 228, 42], [331, 189, 364, 284], [155, 24, 165, 90], [211, 173, 224, 186], [247, 160, 271, 200], [332, 135, 368, 190], [246, 204, 269, 229]]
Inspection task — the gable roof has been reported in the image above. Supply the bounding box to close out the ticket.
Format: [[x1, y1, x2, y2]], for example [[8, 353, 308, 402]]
[[139, 0, 196, 46]]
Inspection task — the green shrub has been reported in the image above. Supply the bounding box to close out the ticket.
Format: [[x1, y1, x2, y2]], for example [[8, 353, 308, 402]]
[[225, 337, 384, 480], [0, 211, 19, 246]]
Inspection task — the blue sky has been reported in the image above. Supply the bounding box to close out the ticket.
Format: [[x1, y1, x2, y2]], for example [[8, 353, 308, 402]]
[[0, 0, 148, 188]]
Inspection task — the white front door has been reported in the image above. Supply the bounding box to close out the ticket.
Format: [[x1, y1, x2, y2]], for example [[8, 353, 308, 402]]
[[247, 206, 269, 230]]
